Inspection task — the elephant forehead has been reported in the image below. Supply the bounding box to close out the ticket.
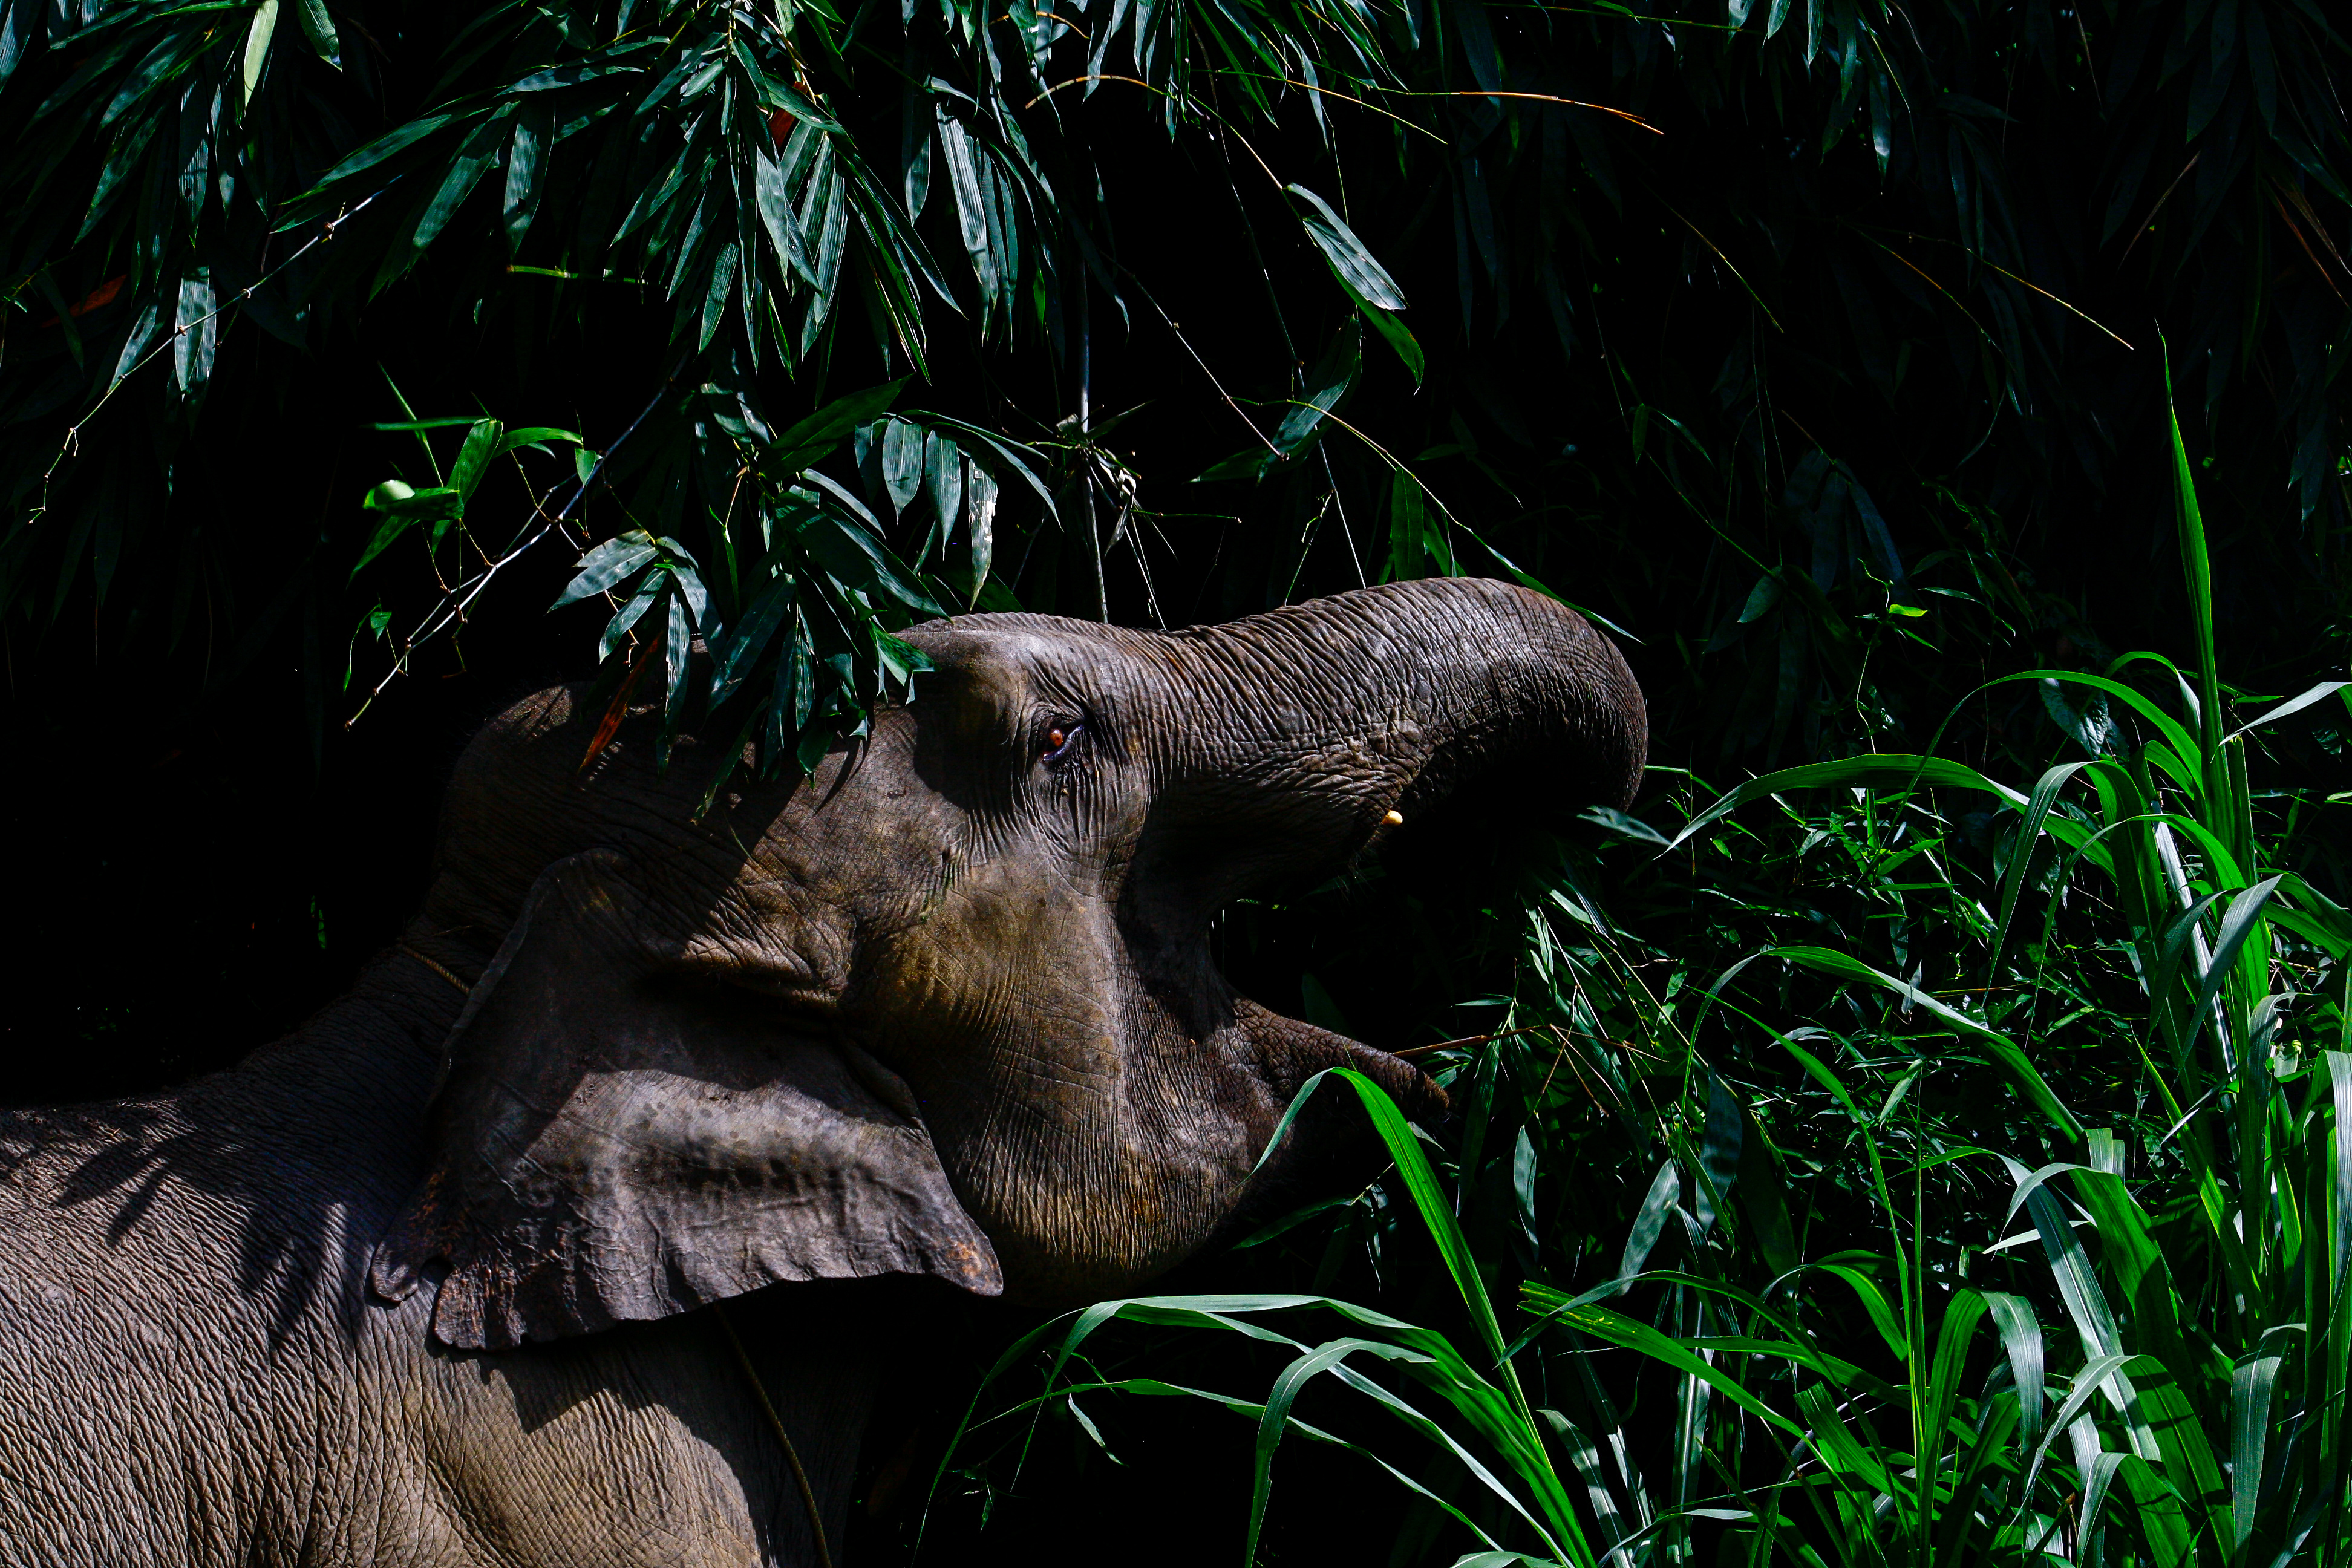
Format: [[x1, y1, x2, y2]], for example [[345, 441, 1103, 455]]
[[909, 618, 1157, 708]]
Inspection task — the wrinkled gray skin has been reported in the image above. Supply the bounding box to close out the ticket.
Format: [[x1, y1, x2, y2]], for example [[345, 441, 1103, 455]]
[[0, 578, 1642, 1566]]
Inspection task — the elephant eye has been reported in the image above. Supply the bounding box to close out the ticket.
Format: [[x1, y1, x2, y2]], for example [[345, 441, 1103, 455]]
[[1041, 721, 1082, 762]]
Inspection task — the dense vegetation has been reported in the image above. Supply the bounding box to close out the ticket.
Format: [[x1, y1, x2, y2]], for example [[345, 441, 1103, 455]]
[[2, 0, 2349, 1560]]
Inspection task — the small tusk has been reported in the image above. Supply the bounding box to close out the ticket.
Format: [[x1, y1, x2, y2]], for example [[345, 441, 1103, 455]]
[[1382, 809, 1404, 826]]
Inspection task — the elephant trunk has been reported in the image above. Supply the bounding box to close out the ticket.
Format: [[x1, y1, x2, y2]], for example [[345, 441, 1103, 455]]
[[1144, 577, 1645, 892]]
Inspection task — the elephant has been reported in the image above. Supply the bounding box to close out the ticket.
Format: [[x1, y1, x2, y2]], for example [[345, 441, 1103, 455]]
[[0, 576, 1644, 1567]]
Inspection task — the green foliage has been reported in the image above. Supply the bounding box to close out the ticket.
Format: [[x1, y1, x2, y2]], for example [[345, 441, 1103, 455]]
[[0, 0, 1414, 750], [7, 0, 2346, 771]]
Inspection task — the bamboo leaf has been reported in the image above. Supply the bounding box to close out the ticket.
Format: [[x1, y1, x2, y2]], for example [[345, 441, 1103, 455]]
[[552, 532, 659, 609], [239, 0, 278, 116], [293, 0, 336, 67], [448, 419, 504, 503], [1289, 183, 1407, 309], [765, 382, 907, 475]]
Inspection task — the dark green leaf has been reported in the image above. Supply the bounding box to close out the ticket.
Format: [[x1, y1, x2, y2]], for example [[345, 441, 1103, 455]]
[[293, 0, 338, 67], [765, 382, 908, 475], [553, 532, 659, 609], [448, 419, 504, 502], [882, 417, 924, 512], [1289, 184, 1408, 310]]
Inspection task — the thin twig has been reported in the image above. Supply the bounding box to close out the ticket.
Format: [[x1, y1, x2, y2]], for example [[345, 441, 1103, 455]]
[[25, 195, 379, 530], [711, 1300, 834, 1568], [1370, 87, 1660, 133], [345, 365, 681, 727], [2117, 152, 2200, 269], [1664, 201, 1783, 332], [1885, 229, 2134, 348], [1207, 71, 1446, 140], [1116, 266, 1281, 456], [1394, 1023, 1559, 1059]]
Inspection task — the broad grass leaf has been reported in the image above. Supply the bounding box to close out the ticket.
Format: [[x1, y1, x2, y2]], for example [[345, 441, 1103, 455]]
[[870, 627, 931, 686], [2184, 876, 2282, 1033], [1617, 1160, 1679, 1292], [2114, 1357, 2228, 1552], [511, 48, 660, 92], [1673, 1332, 1872, 1387], [1670, 754, 2028, 852], [1733, 1103, 1801, 1278], [1816, 1263, 1907, 1359], [2117, 1452, 2197, 1567], [2019, 1351, 2132, 1499], [1540, 1406, 1633, 1555], [794, 494, 941, 617], [2229, 1334, 2291, 1553], [2225, 679, 2352, 741], [80, 113, 163, 240], [99, 31, 195, 131], [936, 116, 995, 304], [1793, 1382, 1898, 1503], [1924, 1287, 1988, 1462], [2163, 354, 2224, 753], [2331, 1053, 2352, 1283], [171, 273, 214, 393], [1197, 447, 1276, 485], [1989, 760, 2097, 977], [751, 143, 809, 282], [1540, 1297, 1803, 1437], [2071, 1449, 2130, 1563], [1981, 669, 2201, 779], [350, 515, 414, 581], [1244, 1337, 1442, 1566], [698, 243, 739, 351], [1768, 946, 2080, 1138], [1693, 1072, 1741, 1233], [1998, 1155, 2123, 1359], [110, 298, 165, 385]]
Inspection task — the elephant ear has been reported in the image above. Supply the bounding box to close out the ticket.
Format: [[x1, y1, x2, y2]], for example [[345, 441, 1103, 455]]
[[371, 851, 1001, 1350]]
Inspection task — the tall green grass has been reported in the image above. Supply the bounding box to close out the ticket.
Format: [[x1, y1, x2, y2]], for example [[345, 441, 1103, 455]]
[[923, 399, 2352, 1566]]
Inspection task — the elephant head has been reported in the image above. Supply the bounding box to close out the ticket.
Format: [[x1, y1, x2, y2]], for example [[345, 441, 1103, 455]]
[[371, 577, 1644, 1348]]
